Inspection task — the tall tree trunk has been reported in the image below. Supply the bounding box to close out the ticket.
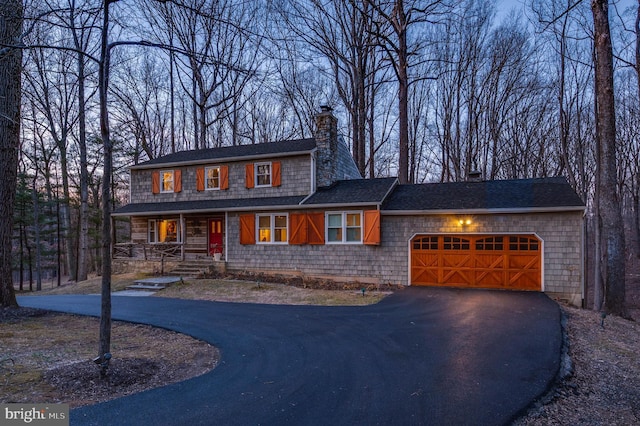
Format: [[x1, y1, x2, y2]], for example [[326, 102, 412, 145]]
[[98, 0, 113, 370], [634, 1, 640, 254], [58, 147, 75, 280], [0, 0, 22, 307], [32, 174, 42, 291], [591, 0, 626, 316], [396, 0, 409, 184], [71, 1, 89, 282]]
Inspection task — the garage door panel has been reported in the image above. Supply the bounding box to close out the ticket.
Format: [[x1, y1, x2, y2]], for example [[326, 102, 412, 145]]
[[411, 234, 541, 291], [475, 269, 505, 287]]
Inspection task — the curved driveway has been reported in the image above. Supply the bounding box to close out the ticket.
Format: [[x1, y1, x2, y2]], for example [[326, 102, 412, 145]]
[[19, 287, 561, 426]]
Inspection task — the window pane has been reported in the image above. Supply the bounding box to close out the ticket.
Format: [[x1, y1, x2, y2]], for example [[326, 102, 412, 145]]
[[206, 167, 219, 189], [162, 171, 173, 191], [328, 214, 342, 227], [274, 229, 286, 242], [274, 215, 287, 227], [256, 164, 271, 186], [346, 228, 361, 242], [346, 213, 360, 227], [258, 229, 270, 242], [258, 216, 270, 227], [148, 221, 156, 243], [328, 228, 341, 242]]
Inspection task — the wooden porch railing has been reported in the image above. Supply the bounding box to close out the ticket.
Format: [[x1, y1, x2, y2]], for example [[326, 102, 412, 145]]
[[112, 242, 184, 260]]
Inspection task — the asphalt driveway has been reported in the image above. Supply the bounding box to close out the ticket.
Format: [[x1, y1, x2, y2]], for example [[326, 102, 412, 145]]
[[19, 287, 562, 426]]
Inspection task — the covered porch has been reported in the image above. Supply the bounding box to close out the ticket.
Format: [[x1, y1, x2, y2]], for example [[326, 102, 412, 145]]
[[112, 213, 227, 261]]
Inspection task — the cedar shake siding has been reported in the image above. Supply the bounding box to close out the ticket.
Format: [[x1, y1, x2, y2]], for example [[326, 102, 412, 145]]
[[224, 210, 583, 306], [130, 154, 312, 204]]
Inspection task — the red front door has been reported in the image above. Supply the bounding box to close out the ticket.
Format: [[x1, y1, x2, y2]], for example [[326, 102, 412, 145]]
[[208, 218, 223, 256]]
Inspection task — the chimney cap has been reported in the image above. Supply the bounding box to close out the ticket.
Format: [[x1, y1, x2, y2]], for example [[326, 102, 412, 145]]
[[468, 170, 482, 181], [319, 105, 333, 113]]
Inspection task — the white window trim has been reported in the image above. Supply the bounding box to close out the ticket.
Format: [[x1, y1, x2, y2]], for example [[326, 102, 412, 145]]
[[255, 162, 272, 188], [160, 169, 174, 193], [256, 213, 288, 244], [205, 166, 221, 191], [326, 211, 363, 244]]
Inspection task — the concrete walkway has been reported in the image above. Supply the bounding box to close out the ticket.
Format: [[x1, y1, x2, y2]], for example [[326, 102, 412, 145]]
[[19, 287, 562, 426]]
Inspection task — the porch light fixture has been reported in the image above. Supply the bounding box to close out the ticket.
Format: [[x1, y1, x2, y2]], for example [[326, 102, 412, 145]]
[[458, 218, 472, 226]]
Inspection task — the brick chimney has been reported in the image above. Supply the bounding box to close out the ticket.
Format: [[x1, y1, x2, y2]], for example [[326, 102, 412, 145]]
[[314, 105, 338, 188]]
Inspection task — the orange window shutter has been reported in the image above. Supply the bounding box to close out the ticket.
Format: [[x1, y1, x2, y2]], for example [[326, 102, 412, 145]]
[[239, 214, 256, 245], [272, 161, 281, 187], [245, 163, 254, 189], [307, 212, 325, 245], [174, 169, 182, 193], [220, 165, 229, 190], [196, 167, 205, 191], [152, 171, 160, 194], [364, 210, 381, 245], [288, 213, 308, 245]]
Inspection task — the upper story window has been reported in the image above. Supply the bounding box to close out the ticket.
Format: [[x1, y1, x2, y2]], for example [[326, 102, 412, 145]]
[[255, 163, 272, 187], [245, 161, 281, 189], [196, 165, 228, 191], [327, 211, 362, 243], [152, 169, 181, 194], [206, 166, 220, 190], [257, 213, 288, 244], [161, 170, 174, 193]]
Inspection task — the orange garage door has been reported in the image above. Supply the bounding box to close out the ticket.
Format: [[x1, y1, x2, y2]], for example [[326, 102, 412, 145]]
[[411, 235, 541, 291]]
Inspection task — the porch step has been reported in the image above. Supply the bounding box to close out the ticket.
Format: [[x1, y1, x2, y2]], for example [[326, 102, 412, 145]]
[[126, 276, 184, 291], [169, 260, 217, 278]]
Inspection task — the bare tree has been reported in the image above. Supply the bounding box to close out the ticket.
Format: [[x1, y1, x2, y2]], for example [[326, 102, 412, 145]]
[[282, 0, 381, 176], [366, 0, 448, 183], [0, 0, 23, 307], [592, 0, 626, 316]]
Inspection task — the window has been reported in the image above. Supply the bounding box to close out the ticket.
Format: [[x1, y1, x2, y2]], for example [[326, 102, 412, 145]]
[[257, 214, 288, 244], [255, 163, 272, 187], [327, 212, 362, 243], [509, 236, 539, 251], [476, 237, 504, 251], [148, 219, 181, 243], [413, 236, 438, 250], [443, 236, 470, 250], [205, 166, 220, 190], [161, 170, 174, 192]]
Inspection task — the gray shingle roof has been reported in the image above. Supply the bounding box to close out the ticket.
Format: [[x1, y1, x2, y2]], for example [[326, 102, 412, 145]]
[[112, 196, 308, 216], [132, 138, 316, 169], [113, 177, 584, 216], [303, 178, 398, 206], [381, 177, 585, 212]]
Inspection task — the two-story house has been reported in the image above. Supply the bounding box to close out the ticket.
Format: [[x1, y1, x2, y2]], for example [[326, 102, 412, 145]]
[[113, 107, 586, 306]]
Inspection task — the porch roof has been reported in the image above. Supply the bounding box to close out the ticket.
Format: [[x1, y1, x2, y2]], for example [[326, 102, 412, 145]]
[[112, 195, 308, 216]]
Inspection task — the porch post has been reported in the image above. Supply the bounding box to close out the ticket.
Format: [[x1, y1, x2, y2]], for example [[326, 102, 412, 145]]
[[180, 213, 185, 260]]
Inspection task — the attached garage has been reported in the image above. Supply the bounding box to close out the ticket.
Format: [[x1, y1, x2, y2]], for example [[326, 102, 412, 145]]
[[410, 234, 541, 291]]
